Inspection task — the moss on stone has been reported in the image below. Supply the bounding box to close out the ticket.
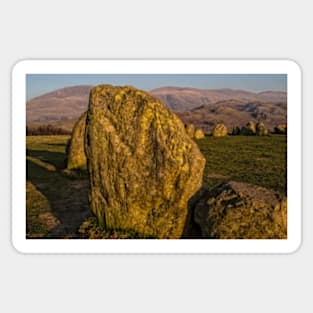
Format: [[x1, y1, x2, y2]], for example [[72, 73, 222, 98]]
[[256, 121, 269, 136], [195, 181, 287, 239], [212, 123, 228, 137], [66, 112, 87, 171], [85, 85, 206, 238], [194, 128, 205, 139]]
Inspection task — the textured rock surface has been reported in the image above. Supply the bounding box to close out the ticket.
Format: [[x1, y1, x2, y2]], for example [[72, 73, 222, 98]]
[[212, 123, 228, 137], [85, 85, 206, 238], [194, 181, 287, 239], [256, 121, 268, 136], [194, 129, 205, 139], [185, 124, 195, 138], [241, 121, 256, 135], [66, 112, 87, 170]]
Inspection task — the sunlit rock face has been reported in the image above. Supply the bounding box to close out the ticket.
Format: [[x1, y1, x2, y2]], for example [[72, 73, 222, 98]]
[[85, 85, 205, 238]]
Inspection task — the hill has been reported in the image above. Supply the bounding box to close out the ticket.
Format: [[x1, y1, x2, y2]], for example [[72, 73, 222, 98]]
[[175, 100, 287, 133], [149, 87, 287, 110], [26, 85, 92, 123], [26, 85, 287, 132]]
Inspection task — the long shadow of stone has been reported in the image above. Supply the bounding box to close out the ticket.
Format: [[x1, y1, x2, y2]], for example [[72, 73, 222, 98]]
[[26, 149, 67, 169], [27, 158, 92, 238]]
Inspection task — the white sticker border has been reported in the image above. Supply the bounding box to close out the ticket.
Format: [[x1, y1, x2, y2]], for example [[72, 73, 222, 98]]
[[12, 59, 301, 254]]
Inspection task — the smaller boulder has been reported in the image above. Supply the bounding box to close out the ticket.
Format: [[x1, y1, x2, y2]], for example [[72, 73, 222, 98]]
[[212, 123, 228, 137], [194, 128, 205, 139], [194, 181, 287, 239]]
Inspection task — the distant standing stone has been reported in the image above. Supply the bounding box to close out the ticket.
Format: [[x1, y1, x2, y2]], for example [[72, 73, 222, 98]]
[[212, 123, 228, 137], [66, 112, 87, 170], [194, 128, 205, 139], [85, 85, 206, 238], [256, 121, 268, 136]]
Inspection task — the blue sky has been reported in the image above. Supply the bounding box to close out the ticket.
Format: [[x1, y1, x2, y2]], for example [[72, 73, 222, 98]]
[[26, 74, 287, 100]]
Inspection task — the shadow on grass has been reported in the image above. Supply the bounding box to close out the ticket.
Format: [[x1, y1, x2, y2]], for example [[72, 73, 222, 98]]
[[26, 149, 67, 170], [27, 157, 92, 238]]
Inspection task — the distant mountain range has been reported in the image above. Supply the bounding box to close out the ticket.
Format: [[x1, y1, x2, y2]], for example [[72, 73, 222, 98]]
[[150, 87, 286, 110], [27, 85, 92, 123], [26, 85, 287, 133]]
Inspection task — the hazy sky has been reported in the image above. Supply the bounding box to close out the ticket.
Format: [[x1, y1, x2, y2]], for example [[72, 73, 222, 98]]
[[26, 74, 287, 100]]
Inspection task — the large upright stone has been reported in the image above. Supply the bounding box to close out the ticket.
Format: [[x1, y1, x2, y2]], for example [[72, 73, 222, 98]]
[[66, 112, 87, 170], [85, 85, 206, 238]]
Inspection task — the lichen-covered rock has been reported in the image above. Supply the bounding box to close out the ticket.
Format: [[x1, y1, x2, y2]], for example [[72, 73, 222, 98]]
[[241, 121, 256, 135], [185, 124, 195, 138], [194, 181, 287, 239], [66, 112, 87, 170], [194, 128, 205, 139], [212, 123, 228, 137], [274, 124, 287, 134], [85, 85, 206, 238], [256, 121, 268, 136]]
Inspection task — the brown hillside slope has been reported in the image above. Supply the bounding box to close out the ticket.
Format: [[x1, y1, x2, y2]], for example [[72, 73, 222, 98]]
[[26, 85, 287, 133], [27, 85, 92, 122]]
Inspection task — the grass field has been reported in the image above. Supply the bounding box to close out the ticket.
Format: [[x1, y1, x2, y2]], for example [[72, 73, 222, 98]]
[[196, 135, 287, 194], [26, 135, 91, 238], [26, 134, 287, 238]]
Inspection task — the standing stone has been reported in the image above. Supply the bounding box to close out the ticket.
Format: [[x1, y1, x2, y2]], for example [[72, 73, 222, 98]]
[[256, 121, 268, 136], [85, 85, 206, 238], [274, 124, 287, 134], [194, 181, 287, 239], [66, 112, 87, 170], [194, 128, 205, 139], [212, 123, 228, 137]]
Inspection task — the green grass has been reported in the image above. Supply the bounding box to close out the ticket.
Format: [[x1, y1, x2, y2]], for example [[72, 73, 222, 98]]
[[26, 134, 287, 238], [195, 135, 287, 194], [26, 135, 91, 238], [26, 181, 55, 237], [27, 135, 70, 168]]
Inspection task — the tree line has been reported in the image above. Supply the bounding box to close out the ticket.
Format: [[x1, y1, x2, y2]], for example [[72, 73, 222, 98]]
[[26, 124, 71, 136]]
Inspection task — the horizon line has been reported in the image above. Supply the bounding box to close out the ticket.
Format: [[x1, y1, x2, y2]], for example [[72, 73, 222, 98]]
[[27, 84, 287, 102]]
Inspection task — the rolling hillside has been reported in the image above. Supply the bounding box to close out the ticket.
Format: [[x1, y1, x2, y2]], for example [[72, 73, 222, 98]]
[[27, 85, 92, 123], [150, 87, 287, 110], [26, 85, 287, 133]]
